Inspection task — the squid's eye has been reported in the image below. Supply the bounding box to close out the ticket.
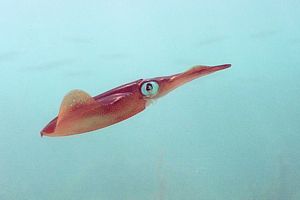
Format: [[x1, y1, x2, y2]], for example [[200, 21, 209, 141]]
[[141, 81, 159, 97]]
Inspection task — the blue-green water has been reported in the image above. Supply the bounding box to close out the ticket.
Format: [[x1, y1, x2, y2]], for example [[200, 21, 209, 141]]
[[1, 0, 300, 199]]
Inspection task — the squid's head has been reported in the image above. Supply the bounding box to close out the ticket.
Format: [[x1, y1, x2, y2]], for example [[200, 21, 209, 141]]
[[138, 64, 231, 102]]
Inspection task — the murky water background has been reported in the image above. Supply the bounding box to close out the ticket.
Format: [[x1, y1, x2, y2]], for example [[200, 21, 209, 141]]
[[1, 0, 300, 199]]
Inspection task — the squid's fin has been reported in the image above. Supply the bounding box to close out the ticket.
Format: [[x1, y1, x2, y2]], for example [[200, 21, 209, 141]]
[[57, 89, 97, 125]]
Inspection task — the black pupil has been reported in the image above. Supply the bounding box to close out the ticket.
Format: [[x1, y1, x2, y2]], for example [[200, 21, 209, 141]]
[[146, 83, 153, 91]]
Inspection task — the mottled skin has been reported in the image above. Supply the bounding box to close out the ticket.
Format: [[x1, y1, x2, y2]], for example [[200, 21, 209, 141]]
[[41, 64, 231, 137]]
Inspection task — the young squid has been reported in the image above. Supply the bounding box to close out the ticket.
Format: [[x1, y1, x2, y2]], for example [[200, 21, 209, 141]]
[[41, 64, 231, 137]]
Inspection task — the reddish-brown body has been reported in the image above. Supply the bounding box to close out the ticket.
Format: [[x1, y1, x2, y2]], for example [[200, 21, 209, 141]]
[[41, 64, 231, 137]]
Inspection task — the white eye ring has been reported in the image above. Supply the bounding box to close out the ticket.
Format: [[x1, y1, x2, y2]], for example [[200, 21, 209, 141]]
[[141, 81, 159, 97]]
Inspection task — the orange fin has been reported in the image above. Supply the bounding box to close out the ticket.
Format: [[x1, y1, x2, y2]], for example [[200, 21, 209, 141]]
[[57, 89, 97, 125]]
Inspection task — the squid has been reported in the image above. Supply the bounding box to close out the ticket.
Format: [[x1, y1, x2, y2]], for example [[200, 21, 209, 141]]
[[41, 64, 231, 137]]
